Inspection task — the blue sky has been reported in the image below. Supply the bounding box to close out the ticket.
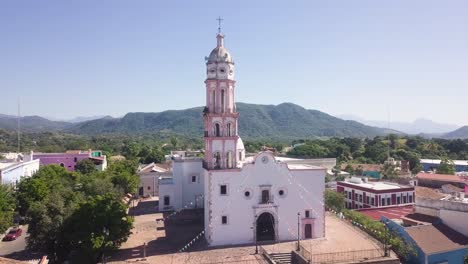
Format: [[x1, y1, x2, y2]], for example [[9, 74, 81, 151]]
[[1, 1, 467, 125]]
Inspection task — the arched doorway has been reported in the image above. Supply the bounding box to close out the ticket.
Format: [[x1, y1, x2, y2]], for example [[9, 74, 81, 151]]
[[256, 212, 275, 241]]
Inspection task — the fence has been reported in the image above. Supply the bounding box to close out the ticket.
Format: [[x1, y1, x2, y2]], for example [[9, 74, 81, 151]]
[[298, 244, 383, 264]]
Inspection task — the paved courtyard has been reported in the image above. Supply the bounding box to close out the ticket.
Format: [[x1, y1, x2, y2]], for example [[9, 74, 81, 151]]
[[109, 200, 397, 264]]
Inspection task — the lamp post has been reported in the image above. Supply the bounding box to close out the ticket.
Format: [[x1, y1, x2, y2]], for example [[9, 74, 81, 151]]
[[297, 212, 300, 251], [254, 214, 258, 254]]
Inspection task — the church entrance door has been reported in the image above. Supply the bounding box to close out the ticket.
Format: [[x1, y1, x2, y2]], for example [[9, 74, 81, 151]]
[[256, 212, 275, 241]]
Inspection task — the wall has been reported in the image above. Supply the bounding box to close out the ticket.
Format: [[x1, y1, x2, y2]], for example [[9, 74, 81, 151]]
[[429, 248, 468, 264], [439, 209, 468, 237], [0, 159, 40, 185], [33, 153, 88, 171], [205, 152, 325, 246]]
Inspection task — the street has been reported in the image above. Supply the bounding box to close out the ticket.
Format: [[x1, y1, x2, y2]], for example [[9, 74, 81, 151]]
[[0, 226, 28, 258]]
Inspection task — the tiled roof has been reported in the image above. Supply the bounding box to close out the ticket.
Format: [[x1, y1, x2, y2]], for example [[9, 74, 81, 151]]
[[358, 205, 414, 221], [341, 163, 383, 172], [415, 186, 445, 200], [406, 223, 468, 254], [416, 173, 465, 183]]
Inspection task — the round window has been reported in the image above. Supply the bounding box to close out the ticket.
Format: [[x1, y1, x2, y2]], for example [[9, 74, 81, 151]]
[[278, 188, 287, 197], [279, 190, 284, 196], [244, 191, 250, 197]]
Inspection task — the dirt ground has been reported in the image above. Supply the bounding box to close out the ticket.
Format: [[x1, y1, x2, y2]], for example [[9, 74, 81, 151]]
[[109, 200, 396, 264]]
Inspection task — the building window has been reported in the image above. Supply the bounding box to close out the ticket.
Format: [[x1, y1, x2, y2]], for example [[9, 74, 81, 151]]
[[403, 196, 407, 203], [191, 175, 197, 183], [382, 198, 386, 206], [60, 163, 65, 167], [221, 215, 228, 225], [366, 196, 370, 204], [261, 189, 270, 204], [397, 196, 401, 204], [348, 192, 352, 199], [147, 186, 151, 190], [244, 191, 250, 197], [355, 193, 358, 201], [74, 157, 78, 162], [220, 185, 227, 195], [305, 210, 310, 218], [387, 198, 391, 205], [409, 195, 413, 203], [359, 194, 362, 202], [164, 196, 170, 206], [278, 188, 287, 197], [371, 197, 375, 206]]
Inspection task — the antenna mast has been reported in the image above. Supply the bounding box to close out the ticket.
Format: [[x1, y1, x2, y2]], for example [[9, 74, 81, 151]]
[[17, 99, 21, 154]]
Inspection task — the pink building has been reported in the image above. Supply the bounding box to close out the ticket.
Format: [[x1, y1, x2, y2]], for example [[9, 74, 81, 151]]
[[32, 150, 107, 172], [337, 177, 415, 209]]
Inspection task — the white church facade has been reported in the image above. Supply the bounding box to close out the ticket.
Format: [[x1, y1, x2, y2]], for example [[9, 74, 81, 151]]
[[158, 27, 326, 246]]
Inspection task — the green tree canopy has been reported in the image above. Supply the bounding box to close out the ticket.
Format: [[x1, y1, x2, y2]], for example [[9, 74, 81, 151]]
[[324, 189, 345, 212], [75, 159, 98, 175], [0, 185, 16, 233], [58, 194, 133, 263], [437, 158, 456, 175]]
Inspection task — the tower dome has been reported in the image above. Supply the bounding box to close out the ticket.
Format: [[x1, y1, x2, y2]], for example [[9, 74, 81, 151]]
[[207, 34, 233, 63]]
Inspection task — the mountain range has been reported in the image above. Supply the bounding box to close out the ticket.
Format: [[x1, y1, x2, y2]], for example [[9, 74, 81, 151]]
[[337, 115, 461, 135], [0, 103, 466, 140]]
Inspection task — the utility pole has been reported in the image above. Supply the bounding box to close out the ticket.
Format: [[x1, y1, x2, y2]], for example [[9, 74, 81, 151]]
[[254, 214, 258, 254], [297, 212, 300, 251]]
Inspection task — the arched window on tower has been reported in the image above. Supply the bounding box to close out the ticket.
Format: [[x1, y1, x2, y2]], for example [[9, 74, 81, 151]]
[[226, 151, 233, 169], [226, 123, 232, 137], [221, 89, 225, 113], [214, 123, 221, 137], [214, 152, 221, 169]]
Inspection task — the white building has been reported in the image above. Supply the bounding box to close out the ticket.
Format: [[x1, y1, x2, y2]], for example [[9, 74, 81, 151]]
[[158, 28, 326, 247], [0, 159, 40, 185]]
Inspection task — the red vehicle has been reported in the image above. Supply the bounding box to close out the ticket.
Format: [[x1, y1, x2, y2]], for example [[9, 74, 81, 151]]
[[2, 228, 22, 241]]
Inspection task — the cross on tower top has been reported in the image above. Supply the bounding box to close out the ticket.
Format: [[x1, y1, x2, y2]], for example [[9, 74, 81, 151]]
[[217, 16, 224, 34]]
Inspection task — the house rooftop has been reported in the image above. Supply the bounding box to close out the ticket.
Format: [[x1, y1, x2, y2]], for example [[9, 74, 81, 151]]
[[415, 186, 446, 200], [358, 205, 414, 221], [416, 173, 465, 184], [405, 223, 468, 254], [420, 159, 468, 166], [340, 177, 412, 191]]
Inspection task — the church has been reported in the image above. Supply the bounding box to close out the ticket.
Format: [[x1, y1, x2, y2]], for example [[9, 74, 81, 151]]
[[158, 26, 326, 247]]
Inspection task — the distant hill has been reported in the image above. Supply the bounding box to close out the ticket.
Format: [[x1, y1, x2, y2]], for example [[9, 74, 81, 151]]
[[442, 126, 468, 139], [338, 115, 460, 134], [67, 102, 397, 139], [0, 115, 70, 132]]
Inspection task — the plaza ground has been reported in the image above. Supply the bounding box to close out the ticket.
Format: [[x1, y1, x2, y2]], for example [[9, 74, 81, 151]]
[[109, 198, 398, 264]]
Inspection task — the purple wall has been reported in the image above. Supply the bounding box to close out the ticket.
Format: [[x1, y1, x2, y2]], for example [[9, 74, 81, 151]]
[[33, 153, 89, 172]]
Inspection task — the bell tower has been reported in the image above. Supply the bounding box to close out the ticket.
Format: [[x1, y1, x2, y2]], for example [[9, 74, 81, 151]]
[[203, 21, 245, 170]]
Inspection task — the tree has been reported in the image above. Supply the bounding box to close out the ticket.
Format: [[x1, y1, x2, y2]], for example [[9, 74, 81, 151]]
[[75, 159, 97, 175], [343, 164, 354, 175], [437, 158, 456, 175], [58, 194, 133, 263], [0, 185, 15, 233], [355, 165, 364, 176], [381, 163, 399, 180], [170, 136, 178, 150], [324, 189, 345, 212]]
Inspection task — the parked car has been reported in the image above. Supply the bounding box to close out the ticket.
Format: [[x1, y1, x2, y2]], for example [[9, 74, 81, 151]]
[[2, 228, 22, 241]]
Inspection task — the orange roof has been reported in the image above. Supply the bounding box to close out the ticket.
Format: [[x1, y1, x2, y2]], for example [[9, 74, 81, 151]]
[[415, 186, 445, 200], [416, 173, 464, 183], [341, 163, 383, 172]]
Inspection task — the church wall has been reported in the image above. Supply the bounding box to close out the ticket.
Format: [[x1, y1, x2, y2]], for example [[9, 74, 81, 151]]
[[174, 160, 205, 209], [205, 153, 325, 246]]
